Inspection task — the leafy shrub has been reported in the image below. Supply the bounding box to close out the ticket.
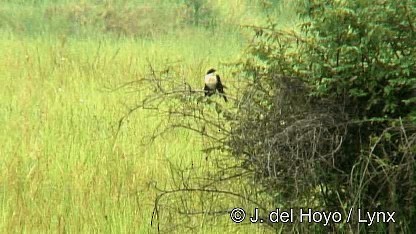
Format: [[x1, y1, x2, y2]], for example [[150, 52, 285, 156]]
[[298, 0, 416, 119], [231, 0, 416, 232]]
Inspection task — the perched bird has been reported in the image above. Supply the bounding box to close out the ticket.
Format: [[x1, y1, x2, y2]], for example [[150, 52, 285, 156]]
[[204, 68, 228, 102]]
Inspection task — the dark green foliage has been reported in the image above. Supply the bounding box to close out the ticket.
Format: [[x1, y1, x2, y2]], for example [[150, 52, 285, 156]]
[[299, 0, 416, 119], [231, 0, 416, 232]]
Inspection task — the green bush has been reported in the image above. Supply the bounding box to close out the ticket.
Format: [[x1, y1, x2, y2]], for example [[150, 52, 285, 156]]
[[298, 0, 416, 119], [231, 0, 416, 232]]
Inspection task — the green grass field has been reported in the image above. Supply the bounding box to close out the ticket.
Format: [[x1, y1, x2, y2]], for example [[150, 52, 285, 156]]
[[0, 1, 298, 233]]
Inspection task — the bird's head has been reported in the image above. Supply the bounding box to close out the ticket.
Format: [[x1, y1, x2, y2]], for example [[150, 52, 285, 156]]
[[206, 68, 216, 75]]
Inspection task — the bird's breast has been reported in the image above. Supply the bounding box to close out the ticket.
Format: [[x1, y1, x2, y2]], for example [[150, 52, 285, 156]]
[[204, 74, 217, 89]]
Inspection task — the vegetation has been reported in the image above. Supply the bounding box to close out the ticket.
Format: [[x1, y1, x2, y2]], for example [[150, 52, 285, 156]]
[[229, 0, 416, 232], [131, 0, 416, 233], [0, 0, 296, 233], [1, 0, 415, 233]]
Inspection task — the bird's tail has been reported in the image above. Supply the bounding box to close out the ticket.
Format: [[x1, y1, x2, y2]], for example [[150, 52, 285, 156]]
[[222, 94, 228, 102]]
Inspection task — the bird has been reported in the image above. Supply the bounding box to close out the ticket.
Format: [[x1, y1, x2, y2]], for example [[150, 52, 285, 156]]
[[204, 68, 228, 102]]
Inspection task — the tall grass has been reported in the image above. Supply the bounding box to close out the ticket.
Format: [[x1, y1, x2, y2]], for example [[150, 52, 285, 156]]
[[0, 0, 298, 233]]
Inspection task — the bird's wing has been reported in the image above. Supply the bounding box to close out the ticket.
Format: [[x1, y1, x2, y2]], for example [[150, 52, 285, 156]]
[[216, 75, 228, 102], [216, 75, 223, 88]]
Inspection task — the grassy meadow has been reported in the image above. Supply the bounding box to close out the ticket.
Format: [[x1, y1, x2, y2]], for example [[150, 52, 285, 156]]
[[0, 1, 298, 233]]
